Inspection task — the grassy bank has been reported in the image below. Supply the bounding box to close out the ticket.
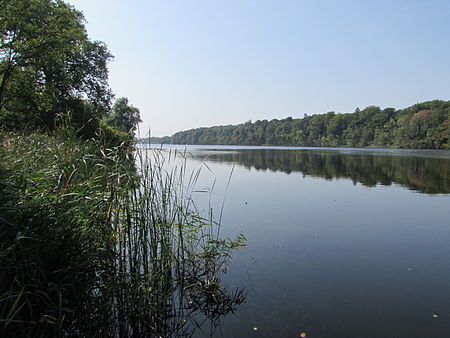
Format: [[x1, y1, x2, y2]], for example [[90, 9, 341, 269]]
[[0, 130, 245, 337]]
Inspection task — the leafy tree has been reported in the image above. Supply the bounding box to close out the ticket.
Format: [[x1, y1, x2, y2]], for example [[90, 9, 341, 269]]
[[0, 0, 113, 130], [105, 97, 142, 135]]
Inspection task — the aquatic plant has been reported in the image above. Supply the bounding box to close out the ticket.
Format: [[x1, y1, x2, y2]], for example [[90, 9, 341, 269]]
[[0, 130, 245, 337]]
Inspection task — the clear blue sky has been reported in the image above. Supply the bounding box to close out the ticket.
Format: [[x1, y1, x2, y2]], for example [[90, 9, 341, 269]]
[[68, 0, 450, 137]]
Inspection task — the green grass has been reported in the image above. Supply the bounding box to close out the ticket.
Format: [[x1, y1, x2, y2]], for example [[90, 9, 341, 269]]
[[0, 129, 245, 337]]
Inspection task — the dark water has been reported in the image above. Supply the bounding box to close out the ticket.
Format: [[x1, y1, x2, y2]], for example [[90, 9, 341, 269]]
[[161, 146, 450, 337]]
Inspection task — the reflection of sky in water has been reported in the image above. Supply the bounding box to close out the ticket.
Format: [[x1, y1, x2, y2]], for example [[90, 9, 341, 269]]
[[143, 146, 450, 337]]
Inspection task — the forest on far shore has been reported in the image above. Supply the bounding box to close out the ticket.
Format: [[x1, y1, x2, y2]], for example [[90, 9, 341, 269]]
[[149, 100, 450, 149]]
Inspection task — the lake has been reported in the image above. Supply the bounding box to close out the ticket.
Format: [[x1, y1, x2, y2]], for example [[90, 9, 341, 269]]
[[152, 145, 450, 338]]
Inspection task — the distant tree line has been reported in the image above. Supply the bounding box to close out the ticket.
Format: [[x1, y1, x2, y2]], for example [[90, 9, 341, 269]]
[[144, 135, 172, 144], [169, 101, 450, 149]]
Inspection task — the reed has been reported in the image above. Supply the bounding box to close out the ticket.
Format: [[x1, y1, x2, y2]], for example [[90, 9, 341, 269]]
[[0, 128, 245, 337]]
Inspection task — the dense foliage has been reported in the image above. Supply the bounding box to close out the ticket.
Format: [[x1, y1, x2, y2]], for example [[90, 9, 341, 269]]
[[171, 100, 450, 149], [0, 130, 133, 336], [0, 0, 112, 130], [104, 97, 142, 134], [0, 0, 140, 139]]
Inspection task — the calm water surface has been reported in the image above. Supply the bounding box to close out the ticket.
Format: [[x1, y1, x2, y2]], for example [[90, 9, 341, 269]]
[[155, 145, 450, 338]]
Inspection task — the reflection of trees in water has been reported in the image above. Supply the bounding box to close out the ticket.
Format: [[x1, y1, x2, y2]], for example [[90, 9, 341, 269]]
[[196, 150, 450, 194]]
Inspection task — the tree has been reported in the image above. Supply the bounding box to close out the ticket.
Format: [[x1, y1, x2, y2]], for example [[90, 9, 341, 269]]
[[105, 97, 142, 135], [0, 0, 113, 130]]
